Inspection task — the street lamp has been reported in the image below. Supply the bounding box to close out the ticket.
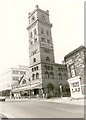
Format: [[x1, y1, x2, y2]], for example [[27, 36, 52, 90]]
[[60, 85, 62, 98], [29, 79, 31, 99]]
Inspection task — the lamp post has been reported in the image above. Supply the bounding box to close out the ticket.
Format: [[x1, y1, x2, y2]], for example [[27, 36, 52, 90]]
[[29, 79, 31, 99], [60, 85, 62, 98]]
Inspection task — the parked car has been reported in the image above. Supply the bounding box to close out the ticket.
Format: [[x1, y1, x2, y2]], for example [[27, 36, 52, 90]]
[[0, 96, 6, 101]]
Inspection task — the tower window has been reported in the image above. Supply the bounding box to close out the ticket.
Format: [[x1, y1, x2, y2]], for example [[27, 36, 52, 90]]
[[45, 71, 49, 79], [30, 32, 33, 38], [46, 56, 50, 61], [58, 73, 62, 80], [50, 72, 54, 79], [32, 74, 35, 80], [32, 68, 34, 72], [33, 58, 36, 63], [41, 28, 44, 34], [46, 30, 49, 35], [51, 66, 53, 70], [34, 38, 37, 43], [36, 73, 39, 79], [36, 66, 38, 70], [31, 41, 33, 45], [41, 37, 45, 42], [34, 29, 37, 35], [47, 39, 50, 43]]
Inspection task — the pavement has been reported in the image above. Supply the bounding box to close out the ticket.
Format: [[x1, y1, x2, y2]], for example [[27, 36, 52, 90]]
[[5, 97, 85, 106]]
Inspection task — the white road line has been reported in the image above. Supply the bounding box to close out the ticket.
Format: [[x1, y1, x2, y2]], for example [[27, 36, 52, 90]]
[[2, 113, 14, 118]]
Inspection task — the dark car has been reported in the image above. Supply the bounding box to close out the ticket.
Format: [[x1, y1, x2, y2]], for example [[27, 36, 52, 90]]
[[0, 96, 6, 101]]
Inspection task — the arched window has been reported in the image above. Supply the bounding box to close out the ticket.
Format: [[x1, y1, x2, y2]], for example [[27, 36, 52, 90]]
[[29, 78, 30, 81], [46, 56, 50, 61], [46, 30, 49, 35], [58, 73, 62, 80], [30, 32, 33, 38], [32, 74, 35, 80], [44, 65, 47, 69], [36, 73, 39, 79], [50, 72, 54, 79], [34, 67, 36, 71], [32, 68, 34, 72], [51, 66, 53, 70], [34, 38, 37, 43], [22, 79, 26, 84], [33, 58, 36, 63], [36, 66, 38, 70], [47, 39, 50, 43], [34, 28, 37, 35], [47, 66, 50, 70], [41, 28, 44, 34], [45, 71, 49, 79], [63, 73, 67, 80]]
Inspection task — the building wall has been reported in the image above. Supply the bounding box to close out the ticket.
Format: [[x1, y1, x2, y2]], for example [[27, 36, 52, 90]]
[[0, 69, 11, 92], [64, 46, 86, 97], [0, 65, 30, 95]]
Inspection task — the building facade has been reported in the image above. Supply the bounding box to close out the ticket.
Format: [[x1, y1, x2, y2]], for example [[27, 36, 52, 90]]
[[64, 45, 86, 99], [0, 6, 70, 98], [26, 5, 69, 97], [0, 65, 29, 97]]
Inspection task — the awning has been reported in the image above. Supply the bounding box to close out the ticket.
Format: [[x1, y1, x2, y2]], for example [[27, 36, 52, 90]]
[[12, 82, 42, 92]]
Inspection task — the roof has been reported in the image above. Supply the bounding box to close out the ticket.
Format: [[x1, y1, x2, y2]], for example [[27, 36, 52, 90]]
[[64, 45, 86, 61]]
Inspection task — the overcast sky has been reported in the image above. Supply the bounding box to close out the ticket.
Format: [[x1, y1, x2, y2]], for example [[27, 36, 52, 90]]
[[0, 0, 84, 73]]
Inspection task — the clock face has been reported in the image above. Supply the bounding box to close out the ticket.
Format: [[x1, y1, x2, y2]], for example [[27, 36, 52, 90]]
[[31, 16, 35, 22]]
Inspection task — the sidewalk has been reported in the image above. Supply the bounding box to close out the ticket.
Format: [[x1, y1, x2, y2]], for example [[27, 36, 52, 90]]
[[6, 97, 85, 106], [40, 97, 85, 106]]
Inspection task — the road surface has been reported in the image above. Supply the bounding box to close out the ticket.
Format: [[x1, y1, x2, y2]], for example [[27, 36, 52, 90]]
[[0, 99, 85, 118]]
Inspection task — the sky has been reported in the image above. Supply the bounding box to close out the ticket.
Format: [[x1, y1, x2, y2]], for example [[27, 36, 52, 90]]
[[0, 0, 84, 74]]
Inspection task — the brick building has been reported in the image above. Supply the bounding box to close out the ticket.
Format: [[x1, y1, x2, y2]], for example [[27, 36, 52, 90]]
[[11, 5, 69, 98], [64, 45, 86, 98]]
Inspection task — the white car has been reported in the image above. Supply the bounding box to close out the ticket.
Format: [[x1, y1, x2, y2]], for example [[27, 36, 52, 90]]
[[0, 96, 6, 101]]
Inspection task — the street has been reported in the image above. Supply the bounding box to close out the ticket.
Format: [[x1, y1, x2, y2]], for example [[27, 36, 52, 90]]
[[0, 99, 85, 118]]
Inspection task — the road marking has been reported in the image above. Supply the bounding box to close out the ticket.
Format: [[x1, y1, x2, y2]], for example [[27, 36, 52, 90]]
[[2, 113, 14, 118]]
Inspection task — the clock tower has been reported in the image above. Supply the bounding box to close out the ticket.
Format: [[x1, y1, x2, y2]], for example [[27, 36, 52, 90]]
[[27, 5, 55, 93]]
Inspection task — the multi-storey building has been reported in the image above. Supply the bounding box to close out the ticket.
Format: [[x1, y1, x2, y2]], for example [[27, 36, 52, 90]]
[[0, 65, 29, 97], [13, 5, 68, 97], [0, 5, 69, 98], [64, 45, 86, 99]]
